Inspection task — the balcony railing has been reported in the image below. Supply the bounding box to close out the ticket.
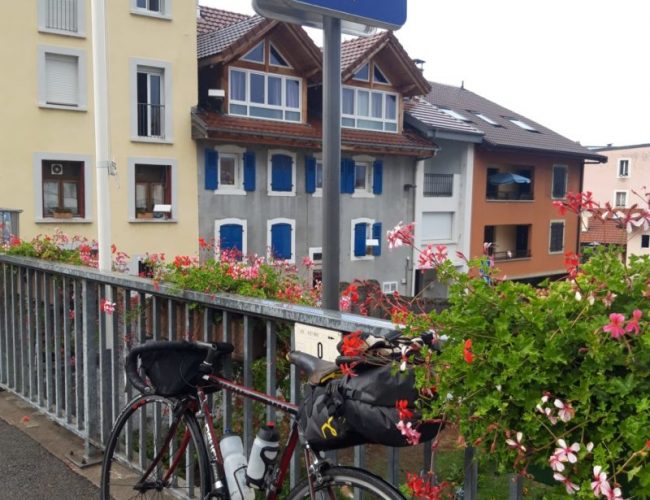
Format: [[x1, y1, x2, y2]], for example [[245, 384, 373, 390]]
[[137, 103, 165, 138], [45, 0, 78, 33], [423, 174, 453, 197], [0, 255, 526, 498], [493, 249, 532, 261]]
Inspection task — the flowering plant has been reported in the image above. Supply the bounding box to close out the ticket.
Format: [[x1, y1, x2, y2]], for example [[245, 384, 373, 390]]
[[385, 200, 650, 497]]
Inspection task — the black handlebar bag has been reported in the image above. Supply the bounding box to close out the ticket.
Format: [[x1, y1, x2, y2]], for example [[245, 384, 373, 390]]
[[299, 363, 440, 452]]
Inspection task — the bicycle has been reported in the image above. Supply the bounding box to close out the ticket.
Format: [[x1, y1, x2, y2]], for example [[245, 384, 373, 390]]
[[100, 339, 405, 499]]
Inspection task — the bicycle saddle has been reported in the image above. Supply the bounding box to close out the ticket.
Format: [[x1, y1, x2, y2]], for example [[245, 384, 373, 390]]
[[288, 351, 339, 385]]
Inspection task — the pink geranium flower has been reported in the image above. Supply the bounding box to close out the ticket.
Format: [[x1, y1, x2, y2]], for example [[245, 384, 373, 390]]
[[549, 451, 565, 472], [555, 439, 580, 463], [554, 399, 575, 422], [625, 309, 642, 335], [100, 299, 116, 315], [553, 472, 580, 495], [603, 313, 626, 339], [396, 420, 421, 445], [387, 222, 414, 249], [505, 431, 526, 453], [591, 466, 612, 497]]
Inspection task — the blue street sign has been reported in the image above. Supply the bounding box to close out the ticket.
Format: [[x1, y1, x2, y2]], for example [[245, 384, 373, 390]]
[[293, 0, 406, 29], [253, 0, 406, 31]]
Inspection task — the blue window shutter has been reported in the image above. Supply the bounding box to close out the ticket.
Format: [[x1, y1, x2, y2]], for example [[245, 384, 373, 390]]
[[271, 223, 292, 260], [271, 154, 293, 192], [372, 160, 383, 195], [305, 156, 316, 194], [205, 150, 218, 190], [220, 224, 243, 253], [243, 151, 256, 191], [372, 222, 382, 256], [354, 223, 366, 257], [341, 158, 355, 193]]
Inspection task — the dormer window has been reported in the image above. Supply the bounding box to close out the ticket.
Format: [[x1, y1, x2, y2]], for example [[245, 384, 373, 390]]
[[342, 87, 398, 132], [229, 68, 301, 122], [353, 63, 369, 81], [242, 42, 264, 63], [373, 64, 390, 84], [269, 44, 289, 67]]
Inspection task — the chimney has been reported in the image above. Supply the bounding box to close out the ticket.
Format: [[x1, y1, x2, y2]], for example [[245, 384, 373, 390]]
[[412, 59, 425, 72]]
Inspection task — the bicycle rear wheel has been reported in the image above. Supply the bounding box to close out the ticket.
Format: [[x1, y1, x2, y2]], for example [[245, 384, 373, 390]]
[[100, 394, 210, 500], [286, 465, 405, 499]]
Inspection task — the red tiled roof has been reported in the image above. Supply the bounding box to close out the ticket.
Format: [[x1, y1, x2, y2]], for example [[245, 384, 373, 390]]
[[404, 97, 484, 136], [197, 5, 249, 34], [340, 32, 388, 74], [580, 214, 628, 245], [192, 111, 436, 157]]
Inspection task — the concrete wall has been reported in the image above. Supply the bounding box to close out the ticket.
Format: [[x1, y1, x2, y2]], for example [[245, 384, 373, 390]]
[[197, 143, 417, 293], [0, 0, 199, 259]]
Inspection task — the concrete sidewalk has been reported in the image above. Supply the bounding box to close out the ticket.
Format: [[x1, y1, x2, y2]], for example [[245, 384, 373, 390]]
[[0, 389, 100, 499]]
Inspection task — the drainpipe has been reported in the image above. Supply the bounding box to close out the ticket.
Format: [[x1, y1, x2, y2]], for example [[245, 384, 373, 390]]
[[91, 0, 112, 272]]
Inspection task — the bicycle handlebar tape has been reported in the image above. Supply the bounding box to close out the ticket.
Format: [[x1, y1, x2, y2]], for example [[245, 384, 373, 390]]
[[125, 348, 155, 395]]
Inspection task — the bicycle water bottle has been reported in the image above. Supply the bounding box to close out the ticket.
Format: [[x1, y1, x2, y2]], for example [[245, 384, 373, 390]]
[[219, 433, 254, 500], [246, 422, 280, 488]]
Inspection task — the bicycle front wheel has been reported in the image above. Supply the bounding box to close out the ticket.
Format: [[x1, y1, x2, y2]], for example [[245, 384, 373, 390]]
[[100, 394, 210, 500], [287, 465, 405, 500]]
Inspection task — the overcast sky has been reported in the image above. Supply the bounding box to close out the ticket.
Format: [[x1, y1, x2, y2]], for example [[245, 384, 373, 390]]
[[201, 0, 649, 148]]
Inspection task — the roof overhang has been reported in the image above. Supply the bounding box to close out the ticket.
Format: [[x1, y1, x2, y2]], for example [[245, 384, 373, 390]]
[[404, 114, 484, 144]]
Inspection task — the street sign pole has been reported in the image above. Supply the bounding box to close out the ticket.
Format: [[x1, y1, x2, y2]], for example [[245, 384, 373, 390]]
[[321, 15, 341, 311]]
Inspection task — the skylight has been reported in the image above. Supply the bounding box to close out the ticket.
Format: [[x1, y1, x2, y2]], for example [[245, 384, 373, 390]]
[[473, 112, 499, 126], [508, 118, 538, 132], [440, 108, 470, 122]]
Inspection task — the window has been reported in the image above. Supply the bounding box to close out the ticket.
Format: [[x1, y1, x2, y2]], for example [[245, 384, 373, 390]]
[[134, 164, 171, 219], [424, 174, 453, 197], [131, 0, 171, 18], [215, 219, 247, 257], [42, 161, 84, 218], [353, 63, 369, 81], [269, 44, 290, 67], [38, 0, 85, 36], [131, 59, 172, 141], [614, 191, 627, 208], [507, 117, 538, 132], [340, 157, 383, 195], [268, 150, 296, 195], [382, 281, 398, 294], [34, 153, 91, 221], [422, 213, 453, 241], [268, 218, 295, 263], [128, 158, 176, 221], [38, 46, 87, 110], [641, 235, 650, 249], [229, 68, 301, 122], [485, 224, 531, 260], [472, 112, 499, 126], [305, 156, 323, 195], [242, 42, 264, 63], [549, 221, 565, 253], [351, 218, 382, 260], [552, 165, 568, 199], [341, 86, 398, 132], [373, 64, 390, 84], [618, 159, 630, 177], [486, 167, 534, 201], [204, 146, 255, 194]]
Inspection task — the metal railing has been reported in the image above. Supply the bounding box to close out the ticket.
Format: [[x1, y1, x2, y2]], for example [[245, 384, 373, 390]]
[[45, 0, 78, 33], [423, 174, 453, 197], [137, 103, 165, 138], [0, 255, 524, 498]]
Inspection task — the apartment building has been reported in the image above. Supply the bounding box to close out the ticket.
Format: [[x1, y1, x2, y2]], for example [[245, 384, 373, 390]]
[[0, 0, 200, 259]]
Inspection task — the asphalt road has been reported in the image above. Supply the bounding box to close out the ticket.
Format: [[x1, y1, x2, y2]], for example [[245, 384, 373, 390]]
[[0, 418, 99, 499]]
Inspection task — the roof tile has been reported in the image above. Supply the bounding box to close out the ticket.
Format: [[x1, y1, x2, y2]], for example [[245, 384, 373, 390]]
[[197, 5, 250, 34]]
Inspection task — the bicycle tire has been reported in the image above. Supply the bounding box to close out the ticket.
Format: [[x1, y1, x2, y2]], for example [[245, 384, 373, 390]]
[[100, 394, 210, 500], [286, 465, 405, 500]]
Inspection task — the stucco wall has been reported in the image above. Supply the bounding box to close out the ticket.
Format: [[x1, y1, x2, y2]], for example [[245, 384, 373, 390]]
[[471, 150, 583, 279], [197, 143, 416, 292], [0, 1, 199, 259]]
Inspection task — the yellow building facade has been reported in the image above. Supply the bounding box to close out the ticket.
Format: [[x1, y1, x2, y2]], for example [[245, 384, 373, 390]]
[[0, 0, 199, 262]]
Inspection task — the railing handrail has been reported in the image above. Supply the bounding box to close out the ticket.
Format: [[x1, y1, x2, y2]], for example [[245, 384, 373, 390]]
[[0, 254, 397, 336]]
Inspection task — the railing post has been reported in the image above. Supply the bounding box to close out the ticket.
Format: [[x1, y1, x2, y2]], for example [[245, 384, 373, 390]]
[[0, 264, 7, 385], [265, 320, 277, 423], [463, 446, 478, 500], [243, 315, 253, 453], [82, 279, 100, 460], [508, 474, 524, 500]]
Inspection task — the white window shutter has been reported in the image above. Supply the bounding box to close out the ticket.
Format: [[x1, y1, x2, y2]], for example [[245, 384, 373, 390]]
[[45, 53, 78, 106]]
